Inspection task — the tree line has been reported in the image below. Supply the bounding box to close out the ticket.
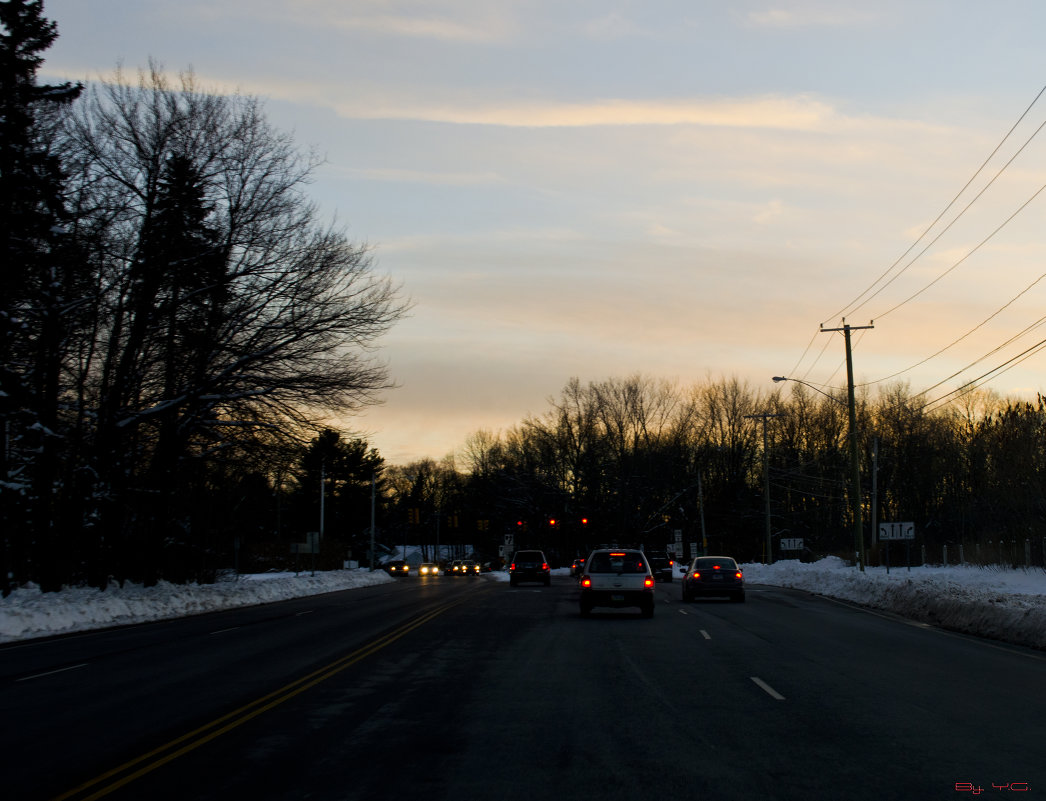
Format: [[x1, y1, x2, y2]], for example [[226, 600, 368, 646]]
[[389, 375, 1046, 571], [0, 2, 406, 593]]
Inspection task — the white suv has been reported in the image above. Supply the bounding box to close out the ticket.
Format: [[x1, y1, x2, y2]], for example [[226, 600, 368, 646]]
[[579, 548, 656, 618]]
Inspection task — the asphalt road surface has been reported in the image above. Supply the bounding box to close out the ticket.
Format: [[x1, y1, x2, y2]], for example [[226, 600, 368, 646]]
[[2, 574, 1043, 801]]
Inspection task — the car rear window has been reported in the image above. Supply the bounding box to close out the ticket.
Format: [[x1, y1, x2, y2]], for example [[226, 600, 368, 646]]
[[693, 558, 738, 570], [588, 552, 647, 573], [515, 551, 543, 561]]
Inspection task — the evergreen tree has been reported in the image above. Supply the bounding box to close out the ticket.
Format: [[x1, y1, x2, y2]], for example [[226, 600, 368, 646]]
[[0, 0, 82, 594]]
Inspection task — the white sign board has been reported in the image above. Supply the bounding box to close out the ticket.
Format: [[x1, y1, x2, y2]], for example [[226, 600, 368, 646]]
[[879, 522, 915, 540], [780, 538, 804, 551]]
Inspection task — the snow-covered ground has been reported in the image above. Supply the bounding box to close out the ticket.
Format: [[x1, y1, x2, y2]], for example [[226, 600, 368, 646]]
[[2, 558, 1045, 650]]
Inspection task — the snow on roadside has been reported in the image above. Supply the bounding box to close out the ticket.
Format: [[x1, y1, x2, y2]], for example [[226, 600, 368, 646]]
[[0, 570, 394, 643], [2, 559, 1045, 650], [742, 557, 1046, 650]]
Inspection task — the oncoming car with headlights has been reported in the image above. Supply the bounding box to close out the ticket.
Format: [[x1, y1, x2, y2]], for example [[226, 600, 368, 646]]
[[578, 548, 655, 618]]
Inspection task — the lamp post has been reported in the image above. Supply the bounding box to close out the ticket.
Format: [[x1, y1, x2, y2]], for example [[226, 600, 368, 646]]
[[772, 372, 866, 570]]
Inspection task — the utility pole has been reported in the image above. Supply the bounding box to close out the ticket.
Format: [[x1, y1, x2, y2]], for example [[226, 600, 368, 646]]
[[821, 319, 874, 571], [871, 436, 878, 554], [745, 412, 780, 564], [369, 471, 376, 571], [697, 472, 707, 556]]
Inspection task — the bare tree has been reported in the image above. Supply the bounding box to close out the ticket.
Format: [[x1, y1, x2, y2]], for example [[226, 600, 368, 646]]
[[54, 64, 407, 586]]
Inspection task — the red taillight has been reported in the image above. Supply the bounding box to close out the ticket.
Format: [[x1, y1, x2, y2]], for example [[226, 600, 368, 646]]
[[644, 576, 655, 588], [542, 563, 549, 571], [736, 571, 743, 579], [510, 563, 516, 571], [692, 571, 701, 579], [581, 576, 592, 588], [713, 565, 721, 570]]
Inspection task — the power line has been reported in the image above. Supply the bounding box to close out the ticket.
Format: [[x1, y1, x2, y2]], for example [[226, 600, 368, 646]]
[[919, 335, 1046, 412], [917, 315, 1046, 400], [825, 82, 1046, 324], [873, 174, 1046, 320], [861, 269, 1046, 386]]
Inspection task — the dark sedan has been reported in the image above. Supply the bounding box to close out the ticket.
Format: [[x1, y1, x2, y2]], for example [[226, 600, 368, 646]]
[[509, 549, 551, 586], [680, 556, 745, 602]]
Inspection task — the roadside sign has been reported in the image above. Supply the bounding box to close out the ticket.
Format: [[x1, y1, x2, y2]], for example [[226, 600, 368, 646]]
[[780, 538, 804, 551], [292, 531, 320, 554], [879, 522, 915, 541]]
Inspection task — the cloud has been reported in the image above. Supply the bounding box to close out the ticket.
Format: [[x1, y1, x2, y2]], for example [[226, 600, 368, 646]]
[[582, 11, 649, 41], [181, 0, 518, 43], [337, 167, 505, 186], [746, 5, 882, 29], [327, 94, 840, 130]]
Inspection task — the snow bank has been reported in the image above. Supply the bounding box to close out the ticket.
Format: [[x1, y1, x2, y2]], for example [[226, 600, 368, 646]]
[[0, 570, 394, 643], [742, 557, 1046, 650], [2, 560, 1045, 650]]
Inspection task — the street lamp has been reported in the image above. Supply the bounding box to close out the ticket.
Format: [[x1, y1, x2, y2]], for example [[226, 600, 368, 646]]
[[772, 376, 844, 404], [772, 374, 865, 570]]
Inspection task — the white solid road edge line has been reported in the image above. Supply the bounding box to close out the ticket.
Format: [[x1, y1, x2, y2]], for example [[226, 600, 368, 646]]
[[750, 676, 786, 700], [18, 663, 87, 682]]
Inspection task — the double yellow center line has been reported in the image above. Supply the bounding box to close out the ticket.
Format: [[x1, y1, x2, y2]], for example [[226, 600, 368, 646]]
[[52, 597, 466, 801]]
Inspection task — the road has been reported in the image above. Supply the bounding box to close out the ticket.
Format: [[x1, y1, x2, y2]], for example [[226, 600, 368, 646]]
[[2, 574, 1043, 800]]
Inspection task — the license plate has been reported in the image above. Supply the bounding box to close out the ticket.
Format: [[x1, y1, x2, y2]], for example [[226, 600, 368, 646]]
[[611, 594, 624, 601], [712, 575, 723, 580]]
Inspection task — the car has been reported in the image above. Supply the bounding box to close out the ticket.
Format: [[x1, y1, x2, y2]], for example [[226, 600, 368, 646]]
[[570, 557, 586, 578], [385, 560, 409, 576], [509, 550, 551, 586], [643, 549, 674, 582], [680, 556, 745, 602], [579, 548, 656, 617], [447, 559, 480, 577], [418, 563, 439, 576]]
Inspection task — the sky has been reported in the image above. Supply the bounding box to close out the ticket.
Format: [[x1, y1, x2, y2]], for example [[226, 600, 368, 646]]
[[4, 558, 1046, 651], [38, 0, 1046, 464]]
